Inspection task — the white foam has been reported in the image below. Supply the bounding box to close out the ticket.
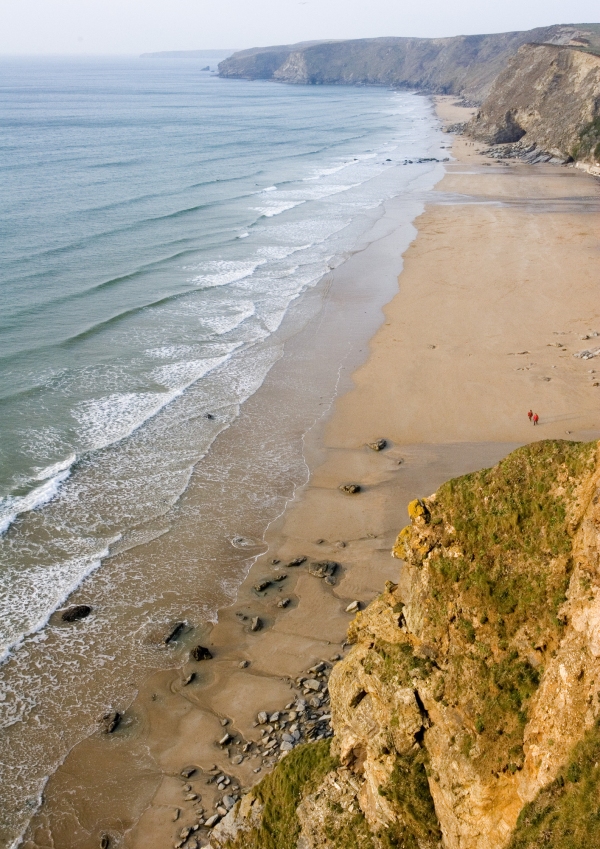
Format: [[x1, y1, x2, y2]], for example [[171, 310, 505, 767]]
[[33, 454, 77, 482], [73, 349, 239, 452], [253, 200, 305, 218], [146, 345, 195, 360], [151, 353, 233, 391], [0, 540, 117, 665], [189, 259, 264, 288], [199, 301, 256, 335], [0, 468, 73, 537]]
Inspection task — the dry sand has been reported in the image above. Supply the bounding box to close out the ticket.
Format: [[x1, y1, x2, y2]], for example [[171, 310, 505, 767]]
[[22, 99, 600, 849]]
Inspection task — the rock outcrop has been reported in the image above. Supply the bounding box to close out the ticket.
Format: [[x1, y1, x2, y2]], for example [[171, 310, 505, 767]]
[[209, 440, 600, 849], [468, 43, 600, 171], [219, 25, 600, 104]]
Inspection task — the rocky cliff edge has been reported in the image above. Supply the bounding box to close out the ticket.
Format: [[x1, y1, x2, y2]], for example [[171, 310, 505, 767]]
[[468, 43, 600, 173], [209, 440, 600, 849]]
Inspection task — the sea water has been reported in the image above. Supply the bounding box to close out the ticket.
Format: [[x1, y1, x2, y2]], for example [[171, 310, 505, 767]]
[[0, 54, 444, 844]]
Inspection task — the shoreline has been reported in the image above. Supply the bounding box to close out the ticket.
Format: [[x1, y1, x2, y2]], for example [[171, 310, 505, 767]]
[[19, 98, 600, 849]]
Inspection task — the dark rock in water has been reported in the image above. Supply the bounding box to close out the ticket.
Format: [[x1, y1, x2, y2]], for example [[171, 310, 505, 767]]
[[182, 672, 196, 686], [277, 598, 291, 608], [271, 558, 280, 565], [190, 645, 213, 661], [250, 616, 262, 632], [165, 622, 185, 644], [367, 438, 387, 451], [254, 580, 271, 592], [309, 561, 338, 579], [101, 711, 121, 734], [100, 835, 111, 849], [61, 604, 92, 622], [205, 412, 215, 419], [338, 483, 361, 494], [286, 556, 306, 567], [202, 65, 210, 71], [273, 573, 287, 582]]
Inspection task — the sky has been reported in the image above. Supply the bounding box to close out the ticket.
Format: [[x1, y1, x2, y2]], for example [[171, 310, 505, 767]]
[[1, 0, 599, 55]]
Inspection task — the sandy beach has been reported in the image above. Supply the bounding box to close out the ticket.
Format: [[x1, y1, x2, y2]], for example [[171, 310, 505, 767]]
[[21, 99, 600, 849]]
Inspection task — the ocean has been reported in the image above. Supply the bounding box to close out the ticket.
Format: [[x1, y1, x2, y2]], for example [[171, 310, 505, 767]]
[[0, 54, 444, 845]]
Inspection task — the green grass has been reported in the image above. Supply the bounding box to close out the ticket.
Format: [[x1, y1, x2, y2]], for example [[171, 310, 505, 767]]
[[323, 810, 376, 849], [575, 118, 600, 162], [508, 719, 600, 848], [223, 740, 338, 849], [429, 441, 595, 643], [378, 750, 442, 849], [407, 441, 596, 779]]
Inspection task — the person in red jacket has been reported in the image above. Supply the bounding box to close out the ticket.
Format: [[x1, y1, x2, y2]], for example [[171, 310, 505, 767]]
[[528, 410, 533, 422], [533, 413, 539, 425]]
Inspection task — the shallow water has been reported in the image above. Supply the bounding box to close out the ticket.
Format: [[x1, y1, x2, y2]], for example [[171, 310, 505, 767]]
[[0, 55, 445, 846]]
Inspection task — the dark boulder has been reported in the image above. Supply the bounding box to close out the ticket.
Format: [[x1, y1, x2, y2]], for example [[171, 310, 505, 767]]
[[309, 561, 338, 579], [61, 605, 92, 622], [286, 556, 306, 567], [101, 711, 121, 734], [190, 645, 213, 661], [164, 622, 185, 644]]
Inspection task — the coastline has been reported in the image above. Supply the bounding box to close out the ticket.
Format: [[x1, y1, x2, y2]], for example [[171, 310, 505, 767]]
[[19, 98, 600, 849]]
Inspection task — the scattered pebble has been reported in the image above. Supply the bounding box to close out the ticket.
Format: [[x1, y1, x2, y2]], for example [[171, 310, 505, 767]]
[[287, 556, 307, 567], [338, 483, 361, 494], [367, 438, 387, 451]]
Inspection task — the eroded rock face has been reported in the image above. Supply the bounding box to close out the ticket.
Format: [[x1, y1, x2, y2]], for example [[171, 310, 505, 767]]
[[325, 441, 600, 849], [468, 44, 600, 170], [210, 441, 600, 849]]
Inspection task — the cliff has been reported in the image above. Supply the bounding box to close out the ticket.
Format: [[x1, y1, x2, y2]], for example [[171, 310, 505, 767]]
[[467, 43, 600, 171], [218, 25, 600, 103], [210, 439, 600, 848]]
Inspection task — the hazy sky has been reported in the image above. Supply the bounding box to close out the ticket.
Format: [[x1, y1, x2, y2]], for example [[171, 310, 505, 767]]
[[2, 0, 599, 55]]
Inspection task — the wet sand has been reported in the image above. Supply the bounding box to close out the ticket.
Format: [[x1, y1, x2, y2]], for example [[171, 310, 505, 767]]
[[21, 98, 600, 849]]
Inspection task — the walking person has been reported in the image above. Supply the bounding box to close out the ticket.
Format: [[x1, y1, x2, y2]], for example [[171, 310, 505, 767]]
[[533, 413, 539, 426], [528, 410, 533, 422]]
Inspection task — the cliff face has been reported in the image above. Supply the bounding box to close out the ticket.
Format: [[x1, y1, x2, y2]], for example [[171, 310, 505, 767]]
[[468, 43, 600, 169], [218, 26, 600, 103], [210, 440, 600, 849]]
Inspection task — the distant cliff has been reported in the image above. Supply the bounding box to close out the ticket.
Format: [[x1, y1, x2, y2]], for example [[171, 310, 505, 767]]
[[467, 43, 600, 171], [218, 25, 600, 103], [210, 440, 600, 849]]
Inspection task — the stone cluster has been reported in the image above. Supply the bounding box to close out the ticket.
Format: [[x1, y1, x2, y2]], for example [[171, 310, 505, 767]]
[[170, 659, 336, 848]]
